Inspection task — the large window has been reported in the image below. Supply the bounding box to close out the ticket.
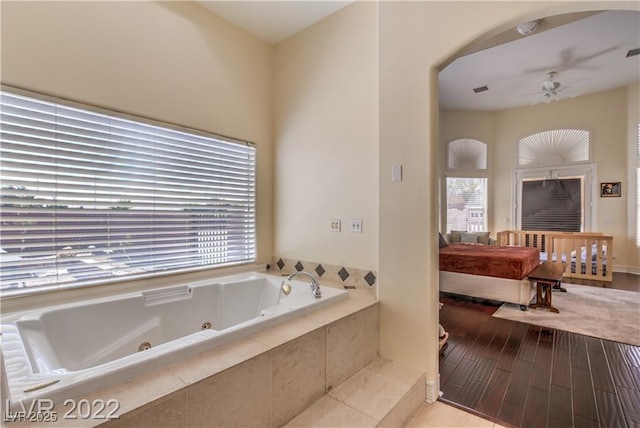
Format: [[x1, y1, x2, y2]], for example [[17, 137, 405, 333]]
[[446, 177, 488, 232], [0, 89, 256, 295], [515, 129, 592, 232], [515, 165, 593, 232]]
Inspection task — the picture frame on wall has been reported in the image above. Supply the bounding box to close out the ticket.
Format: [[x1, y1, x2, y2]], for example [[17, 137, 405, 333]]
[[600, 182, 621, 197]]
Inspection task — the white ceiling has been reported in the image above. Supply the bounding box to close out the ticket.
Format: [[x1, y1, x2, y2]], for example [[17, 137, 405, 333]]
[[440, 10, 640, 111], [197, 1, 354, 44], [195, 3, 639, 112]]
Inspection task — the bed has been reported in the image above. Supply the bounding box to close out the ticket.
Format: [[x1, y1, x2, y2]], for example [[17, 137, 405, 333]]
[[439, 243, 540, 309]]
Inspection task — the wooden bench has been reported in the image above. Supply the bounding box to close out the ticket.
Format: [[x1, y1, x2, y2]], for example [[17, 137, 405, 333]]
[[527, 261, 567, 313]]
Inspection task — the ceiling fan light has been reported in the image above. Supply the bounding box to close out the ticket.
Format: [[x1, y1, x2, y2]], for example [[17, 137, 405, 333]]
[[542, 81, 560, 91], [516, 19, 540, 36], [543, 91, 560, 102]]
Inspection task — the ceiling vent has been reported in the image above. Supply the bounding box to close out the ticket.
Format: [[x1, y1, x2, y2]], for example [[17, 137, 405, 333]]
[[473, 85, 489, 93], [626, 48, 640, 58]]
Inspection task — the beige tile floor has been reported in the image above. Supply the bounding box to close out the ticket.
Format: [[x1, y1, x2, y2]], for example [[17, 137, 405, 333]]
[[286, 399, 505, 427], [408, 401, 506, 427]]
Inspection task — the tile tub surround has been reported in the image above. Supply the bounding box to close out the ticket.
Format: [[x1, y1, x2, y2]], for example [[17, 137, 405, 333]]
[[17, 283, 378, 427], [272, 257, 377, 289], [1, 271, 349, 408], [285, 357, 426, 427]]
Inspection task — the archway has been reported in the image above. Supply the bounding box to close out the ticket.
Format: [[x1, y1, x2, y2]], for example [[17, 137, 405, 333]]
[[434, 4, 639, 423]]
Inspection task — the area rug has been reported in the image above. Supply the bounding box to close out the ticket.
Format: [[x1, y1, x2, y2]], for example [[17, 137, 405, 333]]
[[492, 283, 640, 346]]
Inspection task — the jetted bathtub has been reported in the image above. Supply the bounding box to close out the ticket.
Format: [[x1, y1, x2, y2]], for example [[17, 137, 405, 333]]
[[0, 271, 348, 408]]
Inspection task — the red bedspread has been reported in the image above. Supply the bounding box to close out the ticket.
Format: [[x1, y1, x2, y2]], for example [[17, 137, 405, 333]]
[[439, 243, 540, 280]]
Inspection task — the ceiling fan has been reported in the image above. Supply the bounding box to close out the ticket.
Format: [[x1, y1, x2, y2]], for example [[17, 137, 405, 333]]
[[517, 71, 578, 104], [541, 71, 563, 102]]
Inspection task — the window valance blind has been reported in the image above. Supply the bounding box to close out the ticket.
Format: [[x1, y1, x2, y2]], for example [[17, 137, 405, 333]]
[[0, 89, 256, 294]]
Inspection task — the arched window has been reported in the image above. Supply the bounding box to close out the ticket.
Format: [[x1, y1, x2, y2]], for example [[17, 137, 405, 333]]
[[518, 129, 590, 167], [447, 138, 487, 170]]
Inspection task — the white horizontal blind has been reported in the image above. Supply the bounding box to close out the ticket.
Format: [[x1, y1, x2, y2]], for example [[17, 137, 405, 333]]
[[521, 178, 582, 232], [446, 177, 487, 233], [0, 90, 256, 293]]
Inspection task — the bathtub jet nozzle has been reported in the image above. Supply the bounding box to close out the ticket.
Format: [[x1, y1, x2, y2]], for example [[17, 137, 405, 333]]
[[281, 283, 292, 295], [138, 342, 152, 352]]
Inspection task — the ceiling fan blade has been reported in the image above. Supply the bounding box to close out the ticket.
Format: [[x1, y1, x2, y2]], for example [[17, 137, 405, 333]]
[[558, 77, 591, 89], [524, 46, 620, 75], [517, 90, 546, 97]]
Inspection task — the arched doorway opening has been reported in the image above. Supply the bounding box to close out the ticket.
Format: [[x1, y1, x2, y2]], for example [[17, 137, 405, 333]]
[[434, 5, 638, 424]]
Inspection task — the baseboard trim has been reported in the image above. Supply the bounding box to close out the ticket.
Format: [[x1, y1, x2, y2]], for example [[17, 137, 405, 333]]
[[425, 376, 440, 404], [613, 265, 640, 275]]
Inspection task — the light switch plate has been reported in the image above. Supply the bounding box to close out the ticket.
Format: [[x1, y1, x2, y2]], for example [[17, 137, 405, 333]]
[[392, 165, 402, 182]]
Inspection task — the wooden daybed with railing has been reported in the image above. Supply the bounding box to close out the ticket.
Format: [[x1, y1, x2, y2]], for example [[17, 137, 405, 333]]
[[496, 230, 613, 282], [439, 229, 613, 311]]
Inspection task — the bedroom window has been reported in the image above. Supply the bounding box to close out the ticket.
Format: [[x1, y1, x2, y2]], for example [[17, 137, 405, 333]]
[[515, 129, 593, 232], [0, 88, 256, 295], [515, 165, 593, 232], [518, 129, 590, 167], [447, 139, 487, 170], [445, 139, 488, 233], [446, 178, 488, 232]]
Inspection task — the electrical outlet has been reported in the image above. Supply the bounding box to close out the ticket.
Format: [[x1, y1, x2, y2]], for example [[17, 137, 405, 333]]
[[330, 219, 341, 232], [350, 218, 363, 233]]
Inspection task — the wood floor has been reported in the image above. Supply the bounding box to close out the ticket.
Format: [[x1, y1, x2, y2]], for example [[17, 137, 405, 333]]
[[438, 273, 640, 428]]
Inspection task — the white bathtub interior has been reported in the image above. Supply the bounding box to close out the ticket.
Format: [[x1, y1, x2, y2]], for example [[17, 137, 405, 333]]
[[0, 271, 348, 406]]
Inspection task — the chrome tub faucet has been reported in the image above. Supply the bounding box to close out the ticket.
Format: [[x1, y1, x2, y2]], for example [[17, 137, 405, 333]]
[[287, 271, 322, 298]]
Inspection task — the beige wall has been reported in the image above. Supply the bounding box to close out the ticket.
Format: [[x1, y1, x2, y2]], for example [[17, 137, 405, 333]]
[[273, 1, 378, 270], [378, 0, 541, 380], [441, 86, 638, 272], [627, 83, 640, 272], [1, 1, 274, 270]]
